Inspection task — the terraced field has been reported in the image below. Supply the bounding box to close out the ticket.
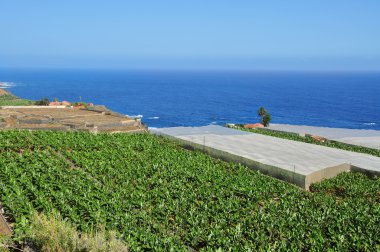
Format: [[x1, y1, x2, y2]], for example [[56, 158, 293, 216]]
[[0, 130, 379, 251]]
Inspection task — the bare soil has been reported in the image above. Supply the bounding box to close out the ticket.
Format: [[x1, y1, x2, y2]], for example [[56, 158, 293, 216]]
[[0, 106, 147, 133]]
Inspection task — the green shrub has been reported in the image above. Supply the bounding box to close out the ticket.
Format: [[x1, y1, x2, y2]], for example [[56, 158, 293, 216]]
[[262, 113, 271, 127], [34, 98, 50, 106], [0, 235, 11, 252], [26, 212, 128, 252]]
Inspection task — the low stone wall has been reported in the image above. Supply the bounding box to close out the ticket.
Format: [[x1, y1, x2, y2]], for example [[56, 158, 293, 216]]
[[305, 164, 351, 189], [0, 105, 66, 109]]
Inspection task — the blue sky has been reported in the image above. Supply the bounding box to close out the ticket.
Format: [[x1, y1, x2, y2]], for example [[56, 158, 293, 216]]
[[1, 1, 380, 70]]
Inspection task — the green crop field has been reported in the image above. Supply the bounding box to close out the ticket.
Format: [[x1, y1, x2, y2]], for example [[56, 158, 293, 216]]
[[0, 130, 379, 251]]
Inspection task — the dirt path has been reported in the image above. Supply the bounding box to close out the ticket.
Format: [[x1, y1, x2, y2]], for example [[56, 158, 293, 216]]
[[0, 209, 12, 236]]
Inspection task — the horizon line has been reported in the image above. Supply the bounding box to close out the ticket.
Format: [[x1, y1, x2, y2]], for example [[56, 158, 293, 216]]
[[1, 66, 380, 73]]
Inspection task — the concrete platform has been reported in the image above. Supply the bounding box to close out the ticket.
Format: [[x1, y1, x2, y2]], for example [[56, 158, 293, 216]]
[[152, 125, 380, 189], [268, 124, 380, 149]]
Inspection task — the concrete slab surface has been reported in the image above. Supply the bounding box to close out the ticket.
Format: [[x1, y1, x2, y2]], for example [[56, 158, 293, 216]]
[[152, 125, 380, 188], [268, 124, 380, 149]]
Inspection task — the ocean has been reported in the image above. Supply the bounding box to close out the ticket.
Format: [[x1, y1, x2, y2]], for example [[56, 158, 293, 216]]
[[0, 69, 379, 130]]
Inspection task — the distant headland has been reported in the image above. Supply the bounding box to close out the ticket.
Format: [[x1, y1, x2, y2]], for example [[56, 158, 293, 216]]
[[0, 88, 147, 133]]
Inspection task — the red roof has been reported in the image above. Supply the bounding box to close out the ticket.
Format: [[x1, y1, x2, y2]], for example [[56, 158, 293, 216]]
[[244, 123, 264, 129], [49, 101, 61, 106]]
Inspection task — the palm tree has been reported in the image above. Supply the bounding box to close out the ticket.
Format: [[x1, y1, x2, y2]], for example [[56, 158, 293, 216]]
[[257, 106, 271, 127], [257, 107, 267, 117]]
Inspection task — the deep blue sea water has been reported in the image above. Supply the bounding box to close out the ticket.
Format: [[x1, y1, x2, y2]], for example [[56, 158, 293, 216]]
[[0, 69, 379, 129]]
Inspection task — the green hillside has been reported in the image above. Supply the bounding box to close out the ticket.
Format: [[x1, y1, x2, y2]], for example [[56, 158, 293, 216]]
[[0, 90, 33, 106]]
